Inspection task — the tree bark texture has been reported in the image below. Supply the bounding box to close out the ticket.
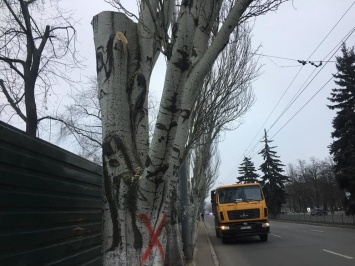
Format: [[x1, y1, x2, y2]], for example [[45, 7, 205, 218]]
[[93, 11, 144, 265], [92, 0, 278, 265]]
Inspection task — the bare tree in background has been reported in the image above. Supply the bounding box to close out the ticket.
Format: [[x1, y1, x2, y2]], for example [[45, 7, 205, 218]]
[[0, 0, 81, 136], [44, 75, 159, 164], [285, 158, 343, 212], [178, 24, 258, 258], [186, 25, 257, 154], [93, 1, 287, 265], [52, 76, 102, 163], [191, 139, 220, 212]]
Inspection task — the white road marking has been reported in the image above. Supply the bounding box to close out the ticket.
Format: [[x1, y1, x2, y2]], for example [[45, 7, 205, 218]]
[[312, 230, 324, 232], [270, 234, 282, 238], [323, 249, 354, 259]]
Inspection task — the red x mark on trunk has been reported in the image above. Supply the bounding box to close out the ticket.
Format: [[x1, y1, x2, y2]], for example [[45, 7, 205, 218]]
[[139, 213, 167, 264]]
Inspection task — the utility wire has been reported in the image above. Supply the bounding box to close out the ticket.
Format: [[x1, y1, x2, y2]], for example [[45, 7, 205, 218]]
[[267, 26, 355, 133], [243, 1, 355, 157], [248, 25, 355, 161], [271, 74, 335, 139], [240, 74, 336, 169], [254, 53, 334, 63], [247, 0, 355, 157], [224, 1, 355, 178], [247, 26, 355, 161], [270, 27, 355, 138]]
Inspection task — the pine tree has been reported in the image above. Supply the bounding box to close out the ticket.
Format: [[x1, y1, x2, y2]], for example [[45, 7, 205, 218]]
[[259, 129, 289, 217], [327, 43, 355, 216], [237, 156, 260, 183]]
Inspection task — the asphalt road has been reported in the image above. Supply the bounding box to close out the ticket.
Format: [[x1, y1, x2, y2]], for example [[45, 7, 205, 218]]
[[204, 215, 355, 266]]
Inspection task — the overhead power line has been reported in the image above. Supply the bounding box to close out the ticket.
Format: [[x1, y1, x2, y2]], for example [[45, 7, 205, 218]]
[[268, 26, 355, 134], [242, 1, 355, 159], [224, 1, 355, 179], [248, 25, 355, 161], [254, 53, 334, 64], [271, 74, 335, 139], [270, 27, 355, 138]]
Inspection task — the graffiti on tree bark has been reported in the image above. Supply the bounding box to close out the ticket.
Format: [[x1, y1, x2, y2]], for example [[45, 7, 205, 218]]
[[138, 213, 167, 264]]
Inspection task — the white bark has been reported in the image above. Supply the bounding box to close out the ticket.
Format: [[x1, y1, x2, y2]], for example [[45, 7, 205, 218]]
[[93, 11, 153, 265], [93, 1, 286, 265]]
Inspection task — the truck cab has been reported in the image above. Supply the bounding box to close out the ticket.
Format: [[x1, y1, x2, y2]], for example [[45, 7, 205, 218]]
[[211, 183, 270, 243]]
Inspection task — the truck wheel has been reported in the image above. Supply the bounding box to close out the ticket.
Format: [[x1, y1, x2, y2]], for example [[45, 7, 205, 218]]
[[259, 234, 268, 242], [222, 237, 228, 244]]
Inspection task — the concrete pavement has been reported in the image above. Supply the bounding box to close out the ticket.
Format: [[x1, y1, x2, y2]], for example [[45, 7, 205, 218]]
[[191, 221, 219, 266]]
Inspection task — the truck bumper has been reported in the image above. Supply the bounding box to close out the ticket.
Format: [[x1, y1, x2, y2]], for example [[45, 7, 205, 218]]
[[218, 220, 270, 238]]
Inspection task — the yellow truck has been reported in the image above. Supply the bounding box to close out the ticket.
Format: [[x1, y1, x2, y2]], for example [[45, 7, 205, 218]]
[[211, 182, 270, 243]]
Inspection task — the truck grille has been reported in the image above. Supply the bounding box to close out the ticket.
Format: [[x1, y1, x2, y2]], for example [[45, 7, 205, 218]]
[[227, 209, 260, 220]]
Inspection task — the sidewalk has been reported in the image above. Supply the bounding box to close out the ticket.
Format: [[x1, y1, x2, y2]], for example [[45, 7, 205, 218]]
[[192, 221, 219, 266]]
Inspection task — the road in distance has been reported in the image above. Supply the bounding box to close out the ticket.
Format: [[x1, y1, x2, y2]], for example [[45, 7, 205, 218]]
[[204, 214, 355, 266]]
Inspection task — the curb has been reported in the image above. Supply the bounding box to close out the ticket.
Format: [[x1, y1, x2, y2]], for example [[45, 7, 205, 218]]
[[202, 222, 220, 266], [272, 218, 355, 229]]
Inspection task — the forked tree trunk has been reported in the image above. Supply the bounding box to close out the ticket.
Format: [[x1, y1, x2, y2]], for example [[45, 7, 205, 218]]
[[93, 11, 147, 265], [92, 0, 271, 265], [93, 11, 184, 265]]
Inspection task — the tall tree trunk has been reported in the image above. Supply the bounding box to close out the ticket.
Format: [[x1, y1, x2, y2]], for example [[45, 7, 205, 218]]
[[92, 0, 279, 264], [93, 11, 181, 265], [179, 160, 193, 261], [93, 11, 149, 264], [24, 83, 37, 136]]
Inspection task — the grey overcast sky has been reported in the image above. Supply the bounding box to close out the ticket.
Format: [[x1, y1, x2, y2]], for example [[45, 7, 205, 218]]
[[61, 0, 355, 187], [219, 0, 355, 186]]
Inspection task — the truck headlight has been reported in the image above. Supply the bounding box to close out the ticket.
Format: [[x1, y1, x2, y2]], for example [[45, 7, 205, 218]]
[[220, 225, 230, 230], [262, 222, 270, 228]]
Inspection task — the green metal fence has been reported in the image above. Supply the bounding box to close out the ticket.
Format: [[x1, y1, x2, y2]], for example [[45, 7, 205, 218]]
[[0, 121, 102, 265]]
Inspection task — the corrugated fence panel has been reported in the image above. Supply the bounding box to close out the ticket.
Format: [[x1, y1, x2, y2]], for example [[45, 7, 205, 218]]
[[0, 121, 102, 265]]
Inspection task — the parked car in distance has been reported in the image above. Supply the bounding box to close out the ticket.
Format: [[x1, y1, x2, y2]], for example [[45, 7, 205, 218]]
[[311, 208, 328, 216]]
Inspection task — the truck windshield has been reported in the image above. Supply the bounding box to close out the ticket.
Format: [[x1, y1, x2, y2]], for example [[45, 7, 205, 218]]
[[218, 186, 263, 204]]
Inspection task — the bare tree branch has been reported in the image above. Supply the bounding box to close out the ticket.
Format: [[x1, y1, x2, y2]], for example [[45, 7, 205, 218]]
[[186, 24, 258, 156], [0, 79, 27, 121], [38, 115, 102, 147], [0, 0, 83, 136]]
